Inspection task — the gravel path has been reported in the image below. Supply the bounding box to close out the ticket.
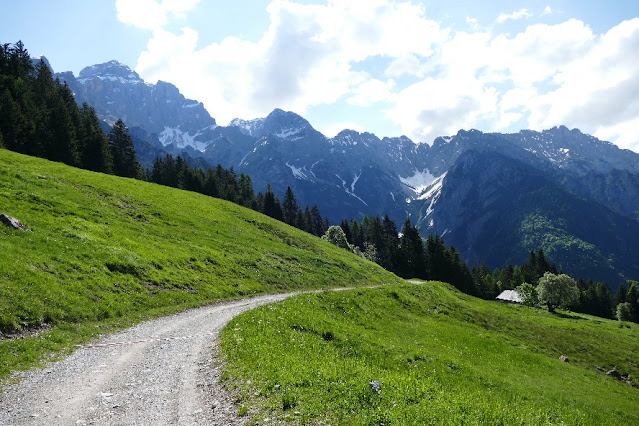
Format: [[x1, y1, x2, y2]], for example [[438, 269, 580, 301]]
[[0, 293, 297, 425]]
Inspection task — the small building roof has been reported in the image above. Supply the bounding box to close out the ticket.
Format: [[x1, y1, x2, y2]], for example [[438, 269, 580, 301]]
[[496, 289, 522, 303]]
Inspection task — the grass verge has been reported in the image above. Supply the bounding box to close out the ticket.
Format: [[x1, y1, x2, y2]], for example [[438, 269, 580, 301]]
[[221, 282, 639, 425]]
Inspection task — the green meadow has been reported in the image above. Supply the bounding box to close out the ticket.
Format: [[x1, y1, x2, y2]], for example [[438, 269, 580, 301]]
[[221, 283, 639, 425], [2, 148, 637, 425], [0, 149, 401, 379]]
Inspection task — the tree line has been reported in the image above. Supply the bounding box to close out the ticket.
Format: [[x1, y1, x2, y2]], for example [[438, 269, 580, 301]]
[[327, 220, 633, 321], [331, 217, 474, 292], [148, 154, 329, 237], [0, 41, 140, 178]]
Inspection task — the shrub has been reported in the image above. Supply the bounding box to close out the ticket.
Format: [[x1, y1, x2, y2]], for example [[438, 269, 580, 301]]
[[616, 302, 634, 322], [537, 272, 579, 312], [516, 282, 538, 307], [322, 226, 352, 251]]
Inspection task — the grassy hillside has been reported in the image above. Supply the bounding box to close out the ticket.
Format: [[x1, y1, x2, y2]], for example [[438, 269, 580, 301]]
[[0, 149, 401, 379], [221, 283, 639, 425]]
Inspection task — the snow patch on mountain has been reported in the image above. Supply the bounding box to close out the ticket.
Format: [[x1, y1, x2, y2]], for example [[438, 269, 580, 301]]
[[336, 174, 368, 206], [417, 172, 447, 228], [351, 171, 362, 192], [419, 172, 446, 202], [276, 127, 304, 140], [229, 117, 264, 136], [78, 74, 145, 85], [158, 126, 210, 151], [400, 169, 437, 194], [286, 163, 314, 181]]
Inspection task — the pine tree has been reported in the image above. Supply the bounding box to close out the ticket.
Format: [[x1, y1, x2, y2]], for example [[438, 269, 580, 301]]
[[614, 283, 627, 305], [0, 43, 9, 75], [340, 219, 352, 244], [400, 218, 426, 279], [31, 59, 56, 157], [78, 104, 112, 173], [310, 205, 325, 236], [43, 84, 79, 165], [382, 215, 400, 271], [262, 184, 283, 221], [204, 168, 219, 198], [425, 234, 446, 281], [350, 219, 363, 248], [627, 282, 639, 323], [8, 40, 33, 78], [238, 173, 256, 208], [303, 206, 314, 234], [294, 207, 305, 230], [109, 119, 141, 178], [282, 187, 298, 226]]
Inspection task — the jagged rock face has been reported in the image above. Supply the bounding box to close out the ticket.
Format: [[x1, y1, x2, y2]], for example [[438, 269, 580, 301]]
[[421, 150, 639, 286], [58, 62, 217, 151], [61, 60, 639, 286], [500, 126, 639, 175]]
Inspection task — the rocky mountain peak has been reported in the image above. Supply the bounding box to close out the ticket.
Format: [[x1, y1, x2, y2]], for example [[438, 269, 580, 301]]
[[264, 108, 311, 131], [77, 60, 144, 84], [231, 108, 315, 140]]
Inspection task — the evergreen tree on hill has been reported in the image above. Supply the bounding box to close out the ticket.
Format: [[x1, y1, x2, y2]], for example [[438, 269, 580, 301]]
[[282, 186, 298, 226], [48, 83, 80, 166], [340, 219, 352, 244], [262, 184, 284, 221], [109, 119, 141, 178], [79, 103, 113, 173], [238, 173, 256, 209], [310, 204, 326, 236], [399, 218, 426, 278]]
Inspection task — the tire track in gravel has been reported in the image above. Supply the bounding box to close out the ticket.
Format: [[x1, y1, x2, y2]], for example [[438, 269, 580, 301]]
[[0, 292, 299, 425]]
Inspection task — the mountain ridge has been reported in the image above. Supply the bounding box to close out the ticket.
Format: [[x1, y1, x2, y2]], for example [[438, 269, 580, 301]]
[[54, 59, 639, 287]]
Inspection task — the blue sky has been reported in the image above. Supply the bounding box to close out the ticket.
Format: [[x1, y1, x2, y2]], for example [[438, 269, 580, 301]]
[[3, 1, 639, 151]]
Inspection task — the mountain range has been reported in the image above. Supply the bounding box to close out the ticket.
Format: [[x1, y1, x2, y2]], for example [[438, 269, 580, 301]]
[[56, 60, 639, 288]]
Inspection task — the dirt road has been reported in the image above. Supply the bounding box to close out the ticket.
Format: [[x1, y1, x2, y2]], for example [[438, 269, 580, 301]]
[[0, 293, 296, 425]]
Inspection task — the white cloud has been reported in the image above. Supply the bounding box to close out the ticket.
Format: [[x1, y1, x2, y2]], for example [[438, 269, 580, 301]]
[[388, 75, 499, 143], [384, 16, 639, 149], [525, 18, 639, 144], [594, 116, 639, 152], [347, 79, 395, 106], [497, 8, 532, 24], [541, 6, 553, 16], [134, 0, 445, 124], [116, 0, 166, 30], [115, 0, 200, 30], [126, 0, 639, 151], [466, 16, 479, 30], [322, 122, 366, 138]]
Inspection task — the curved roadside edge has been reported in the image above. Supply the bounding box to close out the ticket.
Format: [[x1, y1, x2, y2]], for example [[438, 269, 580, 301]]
[[0, 284, 396, 425]]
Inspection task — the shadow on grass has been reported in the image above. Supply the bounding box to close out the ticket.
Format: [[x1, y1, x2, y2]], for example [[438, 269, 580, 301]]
[[552, 311, 587, 321]]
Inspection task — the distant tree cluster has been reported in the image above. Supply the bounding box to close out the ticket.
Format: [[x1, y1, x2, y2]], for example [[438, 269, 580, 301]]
[[333, 216, 474, 292], [471, 249, 559, 299], [326, 221, 627, 320], [0, 40, 140, 179], [148, 154, 329, 237], [470, 248, 622, 319]]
